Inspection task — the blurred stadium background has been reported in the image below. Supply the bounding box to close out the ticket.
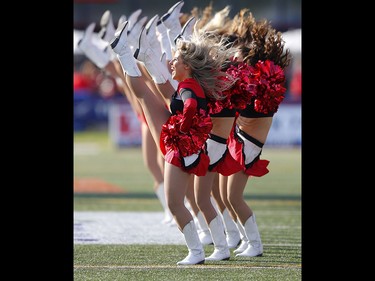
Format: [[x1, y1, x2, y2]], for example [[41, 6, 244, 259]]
[[73, 0, 301, 148]]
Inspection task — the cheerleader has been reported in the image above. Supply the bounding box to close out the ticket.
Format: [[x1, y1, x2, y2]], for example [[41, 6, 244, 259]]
[[109, 4, 238, 264], [223, 10, 292, 258]]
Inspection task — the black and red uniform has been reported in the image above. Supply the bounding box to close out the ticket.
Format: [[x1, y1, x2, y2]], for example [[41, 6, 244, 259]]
[[160, 78, 212, 176]]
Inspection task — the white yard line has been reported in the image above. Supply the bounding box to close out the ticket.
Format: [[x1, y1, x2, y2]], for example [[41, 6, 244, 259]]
[[74, 211, 301, 247], [74, 211, 185, 245], [74, 143, 100, 155]]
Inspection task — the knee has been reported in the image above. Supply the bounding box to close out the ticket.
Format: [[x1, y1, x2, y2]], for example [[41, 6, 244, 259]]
[[167, 201, 176, 214], [221, 195, 231, 208], [227, 192, 241, 209], [167, 199, 182, 215], [196, 195, 213, 212]]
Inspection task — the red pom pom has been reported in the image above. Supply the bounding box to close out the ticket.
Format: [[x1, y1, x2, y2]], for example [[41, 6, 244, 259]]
[[211, 60, 287, 114]]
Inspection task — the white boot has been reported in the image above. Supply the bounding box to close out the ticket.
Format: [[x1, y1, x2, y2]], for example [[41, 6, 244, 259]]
[[78, 23, 111, 69], [222, 208, 241, 249], [79, 22, 109, 50], [115, 15, 127, 61], [110, 21, 141, 77], [127, 16, 148, 52], [126, 8, 143, 50], [177, 220, 205, 265], [127, 9, 142, 30], [236, 214, 263, 257], [160, 0, 184, 51], [196, 211, 213, 245], [205, 215, 230, 261], [233, 220, 249, 254], [159, 51, 177, 89], [98, 10, 116, 43], [96, 10, 118, 61], [160, 51, 166, 65], [145, 14, 163, 60], [117, 15, 127, 28], [156, 20, 173, 61], [175, 16, 196, 44], [155, 182, 174, 225], [134, 26, 171, 84]]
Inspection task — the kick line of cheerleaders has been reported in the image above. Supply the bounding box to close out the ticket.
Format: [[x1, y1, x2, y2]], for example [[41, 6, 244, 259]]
[[77, 0, 291, 265]]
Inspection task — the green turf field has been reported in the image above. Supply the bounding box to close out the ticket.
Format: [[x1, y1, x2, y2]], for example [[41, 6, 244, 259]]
[[74, 130, 301, 280]]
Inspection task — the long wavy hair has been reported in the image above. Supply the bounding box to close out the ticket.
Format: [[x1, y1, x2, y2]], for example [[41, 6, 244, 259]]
[[234, 9, 291, 69], [216, 8, 291, 69], [175, 31, 239, 100]]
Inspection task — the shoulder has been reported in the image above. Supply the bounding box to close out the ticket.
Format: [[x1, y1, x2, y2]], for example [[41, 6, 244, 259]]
[[178, 78, 199, 89], [178, 78, 204, 98]]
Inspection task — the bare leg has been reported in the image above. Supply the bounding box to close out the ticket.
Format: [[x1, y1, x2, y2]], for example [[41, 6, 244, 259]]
[[141, 122, 174, 224], [194, 171, 218, 225], [219, 174, 238, 221], [227, 171, 252, 224], [125, 74, 170, 145], [103, 60, 173, 225], [185, 175, 199, 215], [215, 174, 241, 248], [227, 171, 263, 257], [211, 173, 225, 212], [138, 63, 174, 106], [106, 60, 145, 118], [195, 171, 230, 261], [185, 176, 213, 245], [142, 122, 164, 187], [164, 162, 194, 230]]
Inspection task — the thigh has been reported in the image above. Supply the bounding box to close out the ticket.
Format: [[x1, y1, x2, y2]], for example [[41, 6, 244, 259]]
[[164, 162, 190, 204]]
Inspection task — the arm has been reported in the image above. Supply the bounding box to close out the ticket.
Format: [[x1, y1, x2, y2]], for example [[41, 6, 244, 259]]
[[180, 89, 197, 134]]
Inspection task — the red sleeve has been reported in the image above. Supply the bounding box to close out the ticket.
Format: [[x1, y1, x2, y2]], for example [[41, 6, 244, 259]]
[[180, 98, 197, 133]]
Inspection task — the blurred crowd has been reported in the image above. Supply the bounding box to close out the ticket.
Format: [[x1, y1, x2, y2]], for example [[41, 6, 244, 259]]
[[74, 58, 122, 100]]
